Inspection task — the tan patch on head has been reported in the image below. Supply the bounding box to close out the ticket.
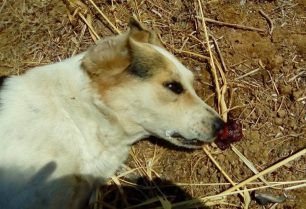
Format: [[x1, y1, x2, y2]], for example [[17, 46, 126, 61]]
[[81, 17, 164, 94], [81, 33, 130, 78], [181, 92, 198, 105], [147, 57, 198, 106], [127, 39, 166, 79], [86, 42, 168, 96], [128, 16, 162, 46]]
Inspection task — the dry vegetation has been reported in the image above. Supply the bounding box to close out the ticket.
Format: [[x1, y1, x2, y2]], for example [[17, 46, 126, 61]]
[[0, 0, 305, 209]]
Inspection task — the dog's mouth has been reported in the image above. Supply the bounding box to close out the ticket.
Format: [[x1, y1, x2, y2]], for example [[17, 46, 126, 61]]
[[169, 133, 207, 148]]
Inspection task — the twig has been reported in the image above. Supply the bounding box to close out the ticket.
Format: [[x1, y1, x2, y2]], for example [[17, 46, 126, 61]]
[[174, 48, 210, 60], [88, 0, 121, 34], [212, 54, 228, 120], [197, 0, 221, 113], [172, 179, 306, 187], [203, 147, 238, 187], [211, 35, 227, 72], [195, 16, 266, 32], [266, 69, 280, 95], [157, 33, 210, 60], [78, 13, 100, 41], [205, 181, 303, 200], [197, 1, 251, 206], [220, 149, 306, 195], [284, 182, 306, 191], [259, 10, 274, 35], [169, 180, 306, 208], [297, 96, 306, 102], [235, 68, 260, 80], [0, 0, 7, 14], [230, 145, 271, 186]]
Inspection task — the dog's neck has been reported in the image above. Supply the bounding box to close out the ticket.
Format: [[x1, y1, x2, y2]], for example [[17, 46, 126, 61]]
[[76, 55, 150, 146], [88, 73, 150, 146]]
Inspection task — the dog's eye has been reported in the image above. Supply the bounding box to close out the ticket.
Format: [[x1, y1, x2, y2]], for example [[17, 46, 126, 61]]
[[164, 81, 184, 94]]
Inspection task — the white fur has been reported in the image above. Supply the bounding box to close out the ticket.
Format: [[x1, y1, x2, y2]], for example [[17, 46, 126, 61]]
[[0, 40, 221, 209], [151, 45, 195, 88], [0, 54, 147, 209]]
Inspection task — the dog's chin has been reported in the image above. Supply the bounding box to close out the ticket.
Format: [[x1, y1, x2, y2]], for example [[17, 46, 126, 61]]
[[165, 134, 212, 149]]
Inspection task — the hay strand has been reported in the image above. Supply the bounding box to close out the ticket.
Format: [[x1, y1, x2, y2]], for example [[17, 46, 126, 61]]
[[220, 149, 306, 195], [88, 0, 121, 34]]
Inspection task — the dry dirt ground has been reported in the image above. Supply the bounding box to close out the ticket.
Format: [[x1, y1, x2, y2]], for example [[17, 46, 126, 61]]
[[0, 0, 305, 209]]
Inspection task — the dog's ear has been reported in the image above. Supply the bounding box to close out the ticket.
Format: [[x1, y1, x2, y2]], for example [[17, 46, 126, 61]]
[[128, 16, 161, 45], [126, 37, 164, 79], [81, 17, 162, 78], [81, 33, 130, 77]]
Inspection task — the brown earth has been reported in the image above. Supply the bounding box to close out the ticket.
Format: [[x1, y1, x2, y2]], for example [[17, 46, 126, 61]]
[[0, 0, 305, 209]]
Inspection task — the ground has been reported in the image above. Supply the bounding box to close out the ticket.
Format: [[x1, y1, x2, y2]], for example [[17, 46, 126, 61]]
[[0, 0, 305, 209]]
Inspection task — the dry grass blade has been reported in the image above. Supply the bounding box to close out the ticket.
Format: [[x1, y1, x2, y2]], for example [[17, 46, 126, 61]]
[[172, 180, 306, 187], [197, 0, 221, 109], [243, 186, 251, 209], [202, 147, 237, 187], [88, 0, 121, 34], [259, 10, 274, 35], [220, 149, 306, 195], [197, 0, 251, 206], [173, 48, 210, 60], [0, 0, 7, 14], [235, 68, 261, 80], [129, 149, 170, 206], [230, 145, 271, 186], [195, 16, 266, 32], [284, 183, 306, 191], [157, 196, 172, 209], [167, 180, 306, 208], [78, 13, 100, 41], [124, 197, 161, 209]]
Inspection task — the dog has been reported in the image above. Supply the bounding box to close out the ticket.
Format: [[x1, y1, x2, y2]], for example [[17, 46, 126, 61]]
[[0, 18, 224, 209]]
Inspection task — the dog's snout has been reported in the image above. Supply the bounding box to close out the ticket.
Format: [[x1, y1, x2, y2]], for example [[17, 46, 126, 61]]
[[213, 118, 225, 134]]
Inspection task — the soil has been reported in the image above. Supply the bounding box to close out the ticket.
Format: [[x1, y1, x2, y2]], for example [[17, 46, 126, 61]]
[[0, 0, 305, 209]]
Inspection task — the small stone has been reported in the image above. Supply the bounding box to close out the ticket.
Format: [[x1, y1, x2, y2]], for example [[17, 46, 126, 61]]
[[250, 131, 260, 140], [277, 109, 286, 118], [274, 55, 284, 65], [292, 90, 303, 101], [279, 84, 292, 95], [251, 111, 257, 120], [275, 118, 283, 125], [288, 119, 297, 130], [197, 167, 206, 176]]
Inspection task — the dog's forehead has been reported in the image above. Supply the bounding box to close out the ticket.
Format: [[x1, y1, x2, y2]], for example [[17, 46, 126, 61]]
[[150, 45, 194, 81]]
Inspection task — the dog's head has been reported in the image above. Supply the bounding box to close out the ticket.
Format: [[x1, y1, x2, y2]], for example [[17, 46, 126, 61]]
[[82, 18, 224, 148]]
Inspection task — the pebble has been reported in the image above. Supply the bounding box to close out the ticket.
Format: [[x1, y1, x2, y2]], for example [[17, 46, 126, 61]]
[[277, 109, 286, 118], [275, 118, 283, 125], [250, 131, 260, 140], [279, 84, 292, 95], [292, 90, 303, 101], [197, 167, 206, 176]]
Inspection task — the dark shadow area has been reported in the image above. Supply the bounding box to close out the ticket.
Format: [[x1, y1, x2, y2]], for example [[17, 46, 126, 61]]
[[90, 176, 208, 209], [0, 162, 95, 209], [0, 75, 8, 88], [0, 75, 8, 105], [0, 163, 207, 209]]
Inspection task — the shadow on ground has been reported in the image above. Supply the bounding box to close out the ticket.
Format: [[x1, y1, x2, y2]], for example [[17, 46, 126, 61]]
[[93, 176, 208, 209]]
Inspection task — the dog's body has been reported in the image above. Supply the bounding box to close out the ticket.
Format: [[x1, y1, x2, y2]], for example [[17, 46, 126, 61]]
[[0, 19, 223, 209]]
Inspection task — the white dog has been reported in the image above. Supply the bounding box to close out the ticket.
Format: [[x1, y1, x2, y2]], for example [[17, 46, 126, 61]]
[[0, 18, 224, 209]]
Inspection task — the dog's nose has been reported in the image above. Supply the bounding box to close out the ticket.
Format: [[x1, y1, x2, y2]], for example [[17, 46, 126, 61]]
[[213, 118, 225, 134]]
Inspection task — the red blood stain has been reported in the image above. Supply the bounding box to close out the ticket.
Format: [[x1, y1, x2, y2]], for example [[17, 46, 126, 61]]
[[215, 118, 243, 150]]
